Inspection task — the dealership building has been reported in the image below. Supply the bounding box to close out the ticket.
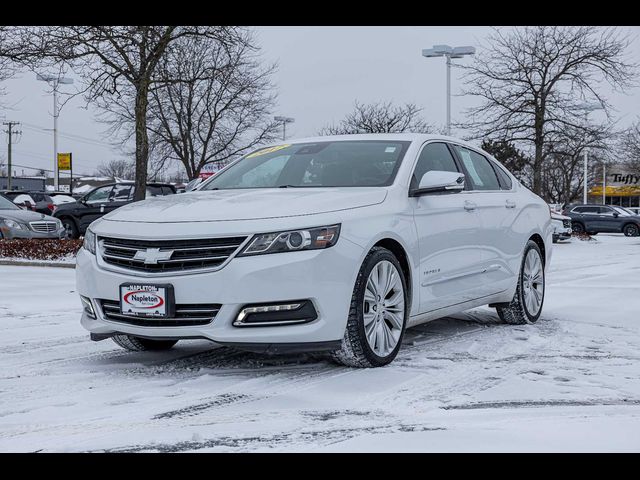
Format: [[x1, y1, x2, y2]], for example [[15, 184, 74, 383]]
[[589, 165, 640, 207]]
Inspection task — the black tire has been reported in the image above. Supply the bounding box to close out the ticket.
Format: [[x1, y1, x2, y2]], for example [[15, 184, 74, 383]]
[[112, 334, 178, 352], [61, 217, 79, 239], [623, 224, 639, 237], [331, 246, 409, 368], [496, 240, 545, 325], [571, 222, 585, 234]]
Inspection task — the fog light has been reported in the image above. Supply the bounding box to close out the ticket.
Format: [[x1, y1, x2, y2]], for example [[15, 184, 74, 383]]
[[80, 295, 96, 319], [234, 300, 317, 327]]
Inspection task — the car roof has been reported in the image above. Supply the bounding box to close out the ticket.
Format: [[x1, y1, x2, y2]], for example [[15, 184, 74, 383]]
[[273, 133, 481, 150]]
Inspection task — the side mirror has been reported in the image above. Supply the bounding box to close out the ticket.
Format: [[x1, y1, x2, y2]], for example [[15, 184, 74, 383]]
[[613, 212, 619, 218], [410, 171, 465, 197]]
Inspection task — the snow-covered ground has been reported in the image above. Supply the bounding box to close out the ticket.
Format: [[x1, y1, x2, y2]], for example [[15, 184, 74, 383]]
[[1, 234, 639, 452]]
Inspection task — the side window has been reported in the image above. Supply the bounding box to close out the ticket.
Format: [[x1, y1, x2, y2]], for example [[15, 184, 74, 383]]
[[492, 162, 513, 190], [453, 146, 501, 191], [110, 184, 132, 201], [411, 142, 459, 190], [85, 186, 114, 204]]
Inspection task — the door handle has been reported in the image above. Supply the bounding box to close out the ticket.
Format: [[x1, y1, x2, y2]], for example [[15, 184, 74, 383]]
[[505, 200, 516, 209], [464, 200, 477, 211], [100, 204, 105, 213]]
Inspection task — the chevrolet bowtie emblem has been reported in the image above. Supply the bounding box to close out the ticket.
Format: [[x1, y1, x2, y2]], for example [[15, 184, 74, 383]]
[[133, 247, 174, 265]]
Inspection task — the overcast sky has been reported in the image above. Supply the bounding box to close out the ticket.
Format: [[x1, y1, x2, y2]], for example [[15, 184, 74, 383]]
[[1, 26, 639, 178]]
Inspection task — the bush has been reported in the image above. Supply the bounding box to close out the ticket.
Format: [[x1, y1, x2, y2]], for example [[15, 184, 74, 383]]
[[0, 239, 83, 261]]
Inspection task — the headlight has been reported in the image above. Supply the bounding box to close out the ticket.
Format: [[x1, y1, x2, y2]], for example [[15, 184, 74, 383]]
[[83, 229, 96, 255], [1, 219, 24, 230], [239, 224, 341, 256]]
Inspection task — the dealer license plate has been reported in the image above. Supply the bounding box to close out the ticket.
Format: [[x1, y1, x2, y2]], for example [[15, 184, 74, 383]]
[[119, 284, 173, 318]]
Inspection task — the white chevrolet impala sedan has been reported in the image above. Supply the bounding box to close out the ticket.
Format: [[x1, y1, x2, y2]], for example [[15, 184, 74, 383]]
[[76, 134, 553, 367]]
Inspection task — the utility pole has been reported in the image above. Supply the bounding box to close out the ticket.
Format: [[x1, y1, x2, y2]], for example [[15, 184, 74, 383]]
[[274, 116, 295, 141], [2, 121, 21, 191], [36, 74, 74, 190]]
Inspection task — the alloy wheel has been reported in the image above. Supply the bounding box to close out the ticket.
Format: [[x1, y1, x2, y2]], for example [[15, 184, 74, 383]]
[[363, 260, 405, 357], [522, 249, 544, 316]]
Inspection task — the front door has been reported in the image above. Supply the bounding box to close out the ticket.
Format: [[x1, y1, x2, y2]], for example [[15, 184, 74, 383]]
[[410, 142, 484, 314], [78, 185, 115, 232]]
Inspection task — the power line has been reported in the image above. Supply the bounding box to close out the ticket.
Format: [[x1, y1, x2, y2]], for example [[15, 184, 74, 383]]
[[21, 122, 116, 148]]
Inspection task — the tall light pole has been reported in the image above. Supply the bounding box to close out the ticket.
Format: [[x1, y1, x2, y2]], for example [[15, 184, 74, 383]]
[[36, 73, 74, 191], [576, 102, 604, 204], [422, 45, 475, 136], [274, 116, 295, 141]]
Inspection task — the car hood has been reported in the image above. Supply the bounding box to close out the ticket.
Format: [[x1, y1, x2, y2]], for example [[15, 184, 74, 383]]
[[103, 188, 388, 223], [551, 212, 571, 221], [0, 209, 58, 223]]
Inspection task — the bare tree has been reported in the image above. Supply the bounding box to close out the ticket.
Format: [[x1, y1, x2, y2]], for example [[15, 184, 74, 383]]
[[0, 27, 18, 103], [319, 101, 432, 135], [621, 119, 640, 170], [5, 26, 244, 200], [95, 159, 135, 180], [460, 26, 636, 195], [541, 124, 615, 204], [103, 30, 279, 180]]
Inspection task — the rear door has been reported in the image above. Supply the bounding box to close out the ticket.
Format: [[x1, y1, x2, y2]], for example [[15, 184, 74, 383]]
[[451, 144, 520, 296], [410, 142, 484, 313]]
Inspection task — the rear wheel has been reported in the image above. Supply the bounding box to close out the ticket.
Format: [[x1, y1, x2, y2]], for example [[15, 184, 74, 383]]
[[496, 240, 545, 325], [623, 224, 639, 237], [112, 335, 178, 352], [331, 247, 408, 368]]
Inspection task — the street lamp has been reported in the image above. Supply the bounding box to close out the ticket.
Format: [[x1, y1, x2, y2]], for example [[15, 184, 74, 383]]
[[576, 102, 604, 205], [274, 116, 295, 141], [422, 45, 475, 135], [36, 73, 74, 191]]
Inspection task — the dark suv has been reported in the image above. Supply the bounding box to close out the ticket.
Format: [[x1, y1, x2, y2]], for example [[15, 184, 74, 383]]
[[563, 204, 640, 237], [53, 182, 176, 238]]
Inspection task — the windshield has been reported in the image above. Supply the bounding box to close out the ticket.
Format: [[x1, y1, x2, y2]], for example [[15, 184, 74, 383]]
[[0, 195, 19, 210], [201, 140, 411, 190]]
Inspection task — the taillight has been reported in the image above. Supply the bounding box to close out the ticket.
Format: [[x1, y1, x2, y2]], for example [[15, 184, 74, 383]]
[[47, 203, 54, 211]]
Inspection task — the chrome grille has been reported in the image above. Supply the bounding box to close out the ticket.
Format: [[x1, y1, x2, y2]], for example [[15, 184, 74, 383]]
[[99, 236, 247, 273], [30, 221, 58, 233], [100, 299, 221, 327]]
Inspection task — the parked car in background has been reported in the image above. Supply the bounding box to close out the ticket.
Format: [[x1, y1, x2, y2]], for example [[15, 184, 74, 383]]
[[620, 206, 640, 216], [563, 204, 640, 237], [53, 182, 177, 239], [0, 194, 65, 239], [76, 134, 553, 368], [550, 211, 572, 243], [51, 194, 77, 214], [0, 191, 37, 211]]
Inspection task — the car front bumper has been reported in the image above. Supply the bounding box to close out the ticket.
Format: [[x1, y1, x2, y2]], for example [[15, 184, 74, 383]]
[[0, 225, 66, 240], [76, 237, 365, 348]]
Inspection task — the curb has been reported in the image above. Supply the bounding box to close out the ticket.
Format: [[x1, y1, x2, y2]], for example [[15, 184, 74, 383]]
[[0, 260, 76, 269]]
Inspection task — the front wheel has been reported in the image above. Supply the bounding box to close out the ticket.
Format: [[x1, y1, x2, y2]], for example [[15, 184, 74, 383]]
[[624, 224, 639, 237], [112, 335, 178, 352], [61, 218, 79, 239], [496, 240, 545, 325], [331, 247, 408, 368], [571, 222, 585, 235]]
